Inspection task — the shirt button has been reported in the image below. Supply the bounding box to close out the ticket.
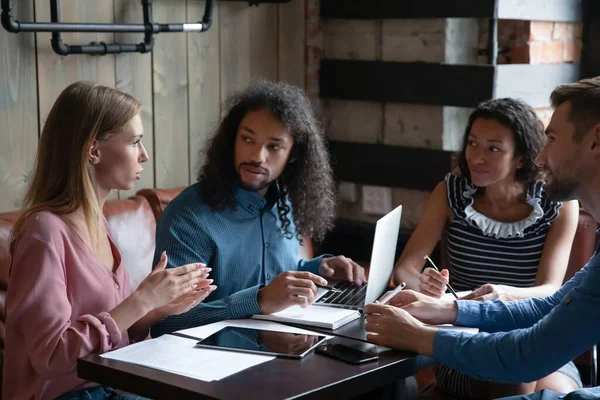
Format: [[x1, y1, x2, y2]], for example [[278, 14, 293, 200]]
[[265, 242, 270, 248], [248, 205, 254, 211], [267, 275, 271, 280], [114, 283, 119, 290], [563, 296, 571, 304]]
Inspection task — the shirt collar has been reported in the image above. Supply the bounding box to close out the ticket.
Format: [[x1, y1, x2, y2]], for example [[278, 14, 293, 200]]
[[234, 183, 279, 214]]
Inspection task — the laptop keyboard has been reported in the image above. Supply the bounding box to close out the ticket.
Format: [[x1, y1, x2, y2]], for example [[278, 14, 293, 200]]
[[315, 281, 367, 307]]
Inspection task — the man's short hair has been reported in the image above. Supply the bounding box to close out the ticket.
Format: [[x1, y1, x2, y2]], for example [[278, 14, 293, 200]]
[[550, 77, 600, 141]]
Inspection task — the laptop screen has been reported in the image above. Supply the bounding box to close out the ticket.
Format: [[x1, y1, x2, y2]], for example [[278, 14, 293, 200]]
[[363, 205, 402, 306]]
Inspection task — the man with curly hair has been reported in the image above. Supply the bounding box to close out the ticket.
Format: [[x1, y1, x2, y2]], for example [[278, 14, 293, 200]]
[[151, 81, 365, 336]]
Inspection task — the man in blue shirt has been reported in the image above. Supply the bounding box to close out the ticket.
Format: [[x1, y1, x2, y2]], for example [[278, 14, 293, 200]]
[[364, 76, 600, 400], [151, 81, 366, 337]]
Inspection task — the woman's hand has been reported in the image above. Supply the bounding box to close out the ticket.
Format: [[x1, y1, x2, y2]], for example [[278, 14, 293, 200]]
[[135, 251, 212, 312], [156, 284, 217, 317], [418, 268, 450, 298], [460, 283, 511, 302]]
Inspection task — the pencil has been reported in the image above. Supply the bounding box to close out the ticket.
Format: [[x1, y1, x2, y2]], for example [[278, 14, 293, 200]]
[[423, 255, 459, 299]]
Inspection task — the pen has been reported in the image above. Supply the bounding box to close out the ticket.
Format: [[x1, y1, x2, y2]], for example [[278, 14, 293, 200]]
[[377, 281, 407, 305], [316, 284, 343, 293], [423, 255, 459, 299], [363, 282, 407, 320]]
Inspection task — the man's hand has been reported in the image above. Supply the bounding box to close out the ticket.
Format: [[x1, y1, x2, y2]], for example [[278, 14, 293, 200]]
[[363, 303, 437, 355], [257, 271, 327, 314], [460, 283, 510, 302], [381, 289, 458, 325], [319, 256, 367, 286]]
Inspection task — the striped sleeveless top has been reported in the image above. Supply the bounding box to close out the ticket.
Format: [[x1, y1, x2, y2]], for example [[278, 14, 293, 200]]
[[444, 173, 562, 291]]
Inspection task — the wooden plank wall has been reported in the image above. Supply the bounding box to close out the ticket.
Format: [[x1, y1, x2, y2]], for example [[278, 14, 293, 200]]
[[0, 0, 305, 212]]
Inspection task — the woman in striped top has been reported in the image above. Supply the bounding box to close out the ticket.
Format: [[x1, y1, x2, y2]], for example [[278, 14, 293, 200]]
[[392, 98, 580, 398]]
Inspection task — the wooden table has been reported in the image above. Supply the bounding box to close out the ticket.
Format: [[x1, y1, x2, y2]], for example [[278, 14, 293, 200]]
[[78, 335, 431, 399]]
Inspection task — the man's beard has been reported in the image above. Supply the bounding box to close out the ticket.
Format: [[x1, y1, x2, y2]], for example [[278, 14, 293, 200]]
[[546, 173, 578, 202], [239, 178, 272, 192], [237, 162, 272, 192]]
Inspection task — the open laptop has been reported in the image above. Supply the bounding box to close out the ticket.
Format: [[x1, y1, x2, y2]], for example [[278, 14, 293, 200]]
[[313, 205, 402, 311]]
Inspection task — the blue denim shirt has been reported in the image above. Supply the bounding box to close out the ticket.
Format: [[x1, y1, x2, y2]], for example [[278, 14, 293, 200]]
[[150, 183, 324, 337], [434, 245, 600, 399]]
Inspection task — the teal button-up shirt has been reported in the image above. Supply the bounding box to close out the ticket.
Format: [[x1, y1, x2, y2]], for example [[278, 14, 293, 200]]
[[151, 183, 324, 337]]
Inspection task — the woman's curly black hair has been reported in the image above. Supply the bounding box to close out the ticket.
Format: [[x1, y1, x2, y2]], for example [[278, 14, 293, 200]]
[[198, 80, 336, 243], [452, 98, 545, 184]]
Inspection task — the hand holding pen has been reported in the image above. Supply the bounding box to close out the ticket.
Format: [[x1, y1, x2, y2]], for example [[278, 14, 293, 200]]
[[423, 255, 458, 299]]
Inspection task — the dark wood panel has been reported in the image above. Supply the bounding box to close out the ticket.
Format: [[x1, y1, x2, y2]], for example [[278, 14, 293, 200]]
[[320, 60, 495, 107], [328, 141, 453, 190], [321, 0, 582, 21], [582, 0, 600, 78], [320, 0, 495, 19]]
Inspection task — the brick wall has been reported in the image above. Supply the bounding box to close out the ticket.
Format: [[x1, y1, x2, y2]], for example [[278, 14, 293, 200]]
[[489, 20, 583, 127], [310, 3, 582, 229]]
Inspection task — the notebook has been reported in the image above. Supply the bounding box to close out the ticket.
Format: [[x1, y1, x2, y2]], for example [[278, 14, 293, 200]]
[[252, 304, 360, 330]]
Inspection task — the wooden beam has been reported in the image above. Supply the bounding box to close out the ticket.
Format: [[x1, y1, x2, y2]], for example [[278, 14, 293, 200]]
[[320, 60, 582, 108], [320, 60, 495, 107], [321, 0, 583, 21], [320, 0, 495, 19], [328, 141, 453, 191]]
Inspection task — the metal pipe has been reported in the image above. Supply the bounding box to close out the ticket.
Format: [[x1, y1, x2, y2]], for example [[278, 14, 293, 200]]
[[0, 0, 19, 32], [18, 22, 162, 33], [487, 17, 498, 65], [201, 0, 214, 31], [1, 0, 215, 55], [141, 0, 155, 53], [50, 0, 69, 56], [2, 0, 163, 33]]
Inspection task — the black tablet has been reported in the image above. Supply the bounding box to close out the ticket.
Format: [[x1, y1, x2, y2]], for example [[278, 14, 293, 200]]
[[195, 326, 328, 359]]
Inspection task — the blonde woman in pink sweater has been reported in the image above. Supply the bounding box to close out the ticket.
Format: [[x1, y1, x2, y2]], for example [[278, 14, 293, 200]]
[[3, 81, 216, 400]]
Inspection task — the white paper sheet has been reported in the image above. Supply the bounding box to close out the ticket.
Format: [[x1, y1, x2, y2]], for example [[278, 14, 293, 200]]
[[436, 291, 478, 333], [442, 291, 472, 300], [176, 318, 334, 340], [100, 334, 274, 381]]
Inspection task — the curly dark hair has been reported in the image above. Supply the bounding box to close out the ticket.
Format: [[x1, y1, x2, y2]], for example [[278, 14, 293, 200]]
[[198, 80, 336, 243], [452, 98, 545, 184]]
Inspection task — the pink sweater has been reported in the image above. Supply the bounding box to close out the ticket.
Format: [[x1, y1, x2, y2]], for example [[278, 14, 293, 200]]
[[3, 212, 132, 400]]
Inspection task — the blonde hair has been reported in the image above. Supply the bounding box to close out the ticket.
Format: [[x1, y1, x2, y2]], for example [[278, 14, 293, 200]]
[[11, 81, 141, 252]]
